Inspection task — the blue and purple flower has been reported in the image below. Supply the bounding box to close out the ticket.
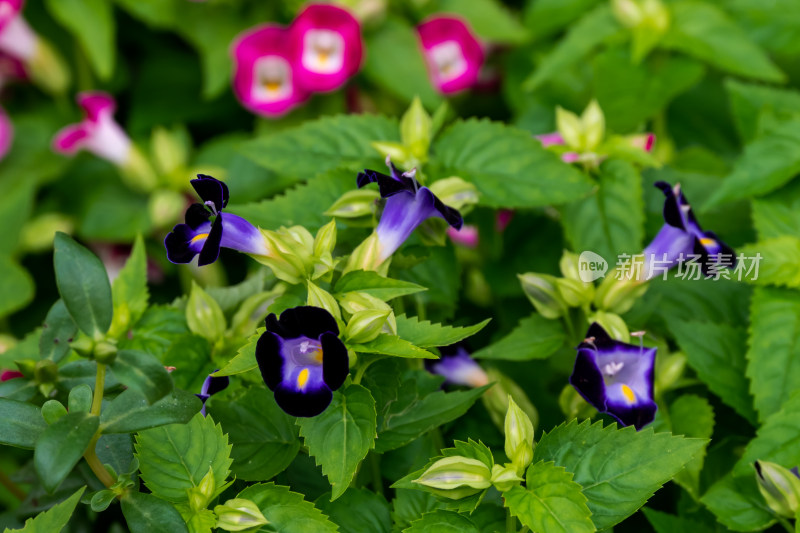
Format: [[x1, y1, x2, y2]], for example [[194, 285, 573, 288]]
[[357, 159, 463, 264], [164, 175, 269, 266], [425, 344, 489, 388], [196, 372, 229, 417], [643, 181, 735, 279], [570, 323, 656, 430], [255, 306, 349, 417]]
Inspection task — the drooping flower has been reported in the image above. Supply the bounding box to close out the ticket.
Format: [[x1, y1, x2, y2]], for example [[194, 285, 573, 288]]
[[164, 175, 270, 266], [1, 369, 22, 381], [357, 158, 463, 264], [417, 16, 484, 94], [196, 371, 229, 417], [642, 181, 735, 279], [570, 322, 656, 430], [289, 3, 363, 93], [255, 306, 349, 417], [231, 24, 310, 117], [426, 344, 489, 388], [52, 92, 131, 166]]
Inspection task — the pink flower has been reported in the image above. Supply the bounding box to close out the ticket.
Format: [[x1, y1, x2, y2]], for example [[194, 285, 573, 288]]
[[447, 225, 479, 248], [0, 369, 22, 381], [629, 133, 656, 152], [289, 3, 363, 93], [231, 25, 310, 117], [495, 209, 514, 233], [53, 92, 132, 165], [0, 0, 36, 62], [417, 16, 484, 94]]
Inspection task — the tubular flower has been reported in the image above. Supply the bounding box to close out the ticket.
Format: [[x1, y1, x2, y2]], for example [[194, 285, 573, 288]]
[[642, 181, 735, 279], [426, 344, 489, 388], [164, 175, 269, 266], [53, 92, 131, 165], [570, 322, 657, 430], [0, 0, 35, 63], [196, 372, 230, 417], [231, 24, 309, 117], [255, 306, 349, 417], [417, 16, 484, 94], [357, 159, 463, 264], [289, 3, 363, 93]]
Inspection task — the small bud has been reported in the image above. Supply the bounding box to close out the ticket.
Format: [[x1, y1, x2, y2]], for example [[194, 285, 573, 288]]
[[427, 177, 479, 214], [34, 360, 59, 384], [557, 277, 594, 308], [581, 100, 605, 152], [555, 107, 584, 151], [313, 220, 338, 259], [339, 292, 396, 335], [214, 498, 269, 531], [371, 141, 412, 167], [188, 468, 216, 512], [642, 0, 670, 33], [230, 288, 285, 338], [518, 273, 568, 319], [755, 461, 800, 518], [559, 384, 597, 421], [151, 126, 190, 178], [41, 400, 68, 425], [559, 250, 582, 281], [253, 228, 310, 284], [413, 456, 492, 498], [504, 396, 535, 472], [481, 368, 538, 433], [594, 269, 648, 314], [94, 340, 118, 364], [588, 311, 630, 343], [148, 189, 187, 229], [491, 464, 523, 492], [20, 213, 74, 253], [307, 281, 343, 322], [655, 351, 687, 394], [186, 282, 226, 344], [70, 335, 95, 358], [68, 384, 93, 413], [400, 97, 433, 161], [344, 309, 391, 344], [344, 232, 384, 274], [612, 0, 644, 27], [325, 189, 379, 220]]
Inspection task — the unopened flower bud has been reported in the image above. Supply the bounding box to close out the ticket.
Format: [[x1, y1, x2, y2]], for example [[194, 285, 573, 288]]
[[230, 288, 285, 338], [94, 340, 118, 364], [186, 282, 226, 344], [559, 384, 597, 421], [655, 351, 687, 394], [559, 250, 582, 281], [482, 368, 538, 432], [755, 461, 800, 518], [491, 464, 523, 492], [325, 189, 379, 220], [581, 100, 605, 152], [557, 277, 594, 308], [588, 311, 630, 343], [555, 107, 584, 151], [20, 213, 74, 253], [313, 220, 338, 259], [518, 273, 568, 319], [413, 456, 492, 499], [428, 177, 479, 214], [400, 97, 432, 161], [344, 309, 391, 344], [148, 189, 186, 229], [214, 498, 269, 531], [254, 228, 311, 284], [504, 396, 535, 472], [594, 266, 648, 314], [371, 141, 412, 167], [188, 468, 216, 512], [344, 232, 384, 274], [34, 360, 59, 384], [307, 281, 342, 322], [151, 126, 190, 178], [612, 0, 644, 28], [70, 335, 95, 358]]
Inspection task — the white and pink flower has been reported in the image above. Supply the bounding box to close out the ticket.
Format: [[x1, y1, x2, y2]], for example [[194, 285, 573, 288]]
[[53, 92, 131, 165], [417, 16, 484, 94]]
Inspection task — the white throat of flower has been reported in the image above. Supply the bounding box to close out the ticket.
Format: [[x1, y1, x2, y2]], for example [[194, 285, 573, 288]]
[[252, 56, 292, 102], [429, 40, 467, 83], [302, 29, 345, 74]]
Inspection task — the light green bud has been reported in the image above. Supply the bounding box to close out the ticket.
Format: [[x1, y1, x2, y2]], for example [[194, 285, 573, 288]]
[[149, 189, 187, 229], [343, 232, 384, 274], [504, 396, 535, 472], [28, 38, 70, 95], [230, 287, 285, 338], [581, 100, 605, 152], [588, 311, 630, 343], [558, 384, 597, 421], [41, 400, 68, 425], [427, 177, 480, 214], [555, 106, 584, 151], [313, 220, 338, 258], [559, 250, 582, 281], [557, 277, 594, 308], [186, 282, 226, 344], [413, 456, 492, 498], [491, 464, 523, 492], [119, 145, 159, 193], [371, 141, 412, 167], [481, 368, 538, 433], [344, 309, 391, 344], [214, 499, 269, 531], [612, 0, 644, 27], [94, 340, 118, 364], [655, 351, 687, 394], [151, 126, 190, 178], [253, 228, 310, 284], [338, 292, 396, 335], [307, 281, 342, 322], [400, 97, 432, 161], [70, 334, 95, 358], [755, 461, 800, 518], [642, 0, 670, 33], [518, 273, 568, 319], [594, 269, 648, 314], [20, 213, 74, 253], [188, 468, 216, 512], [325, 189, 379, 220]]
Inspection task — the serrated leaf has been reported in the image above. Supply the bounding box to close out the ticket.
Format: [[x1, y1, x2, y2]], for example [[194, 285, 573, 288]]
[[739, 237, 800, 288], [39, 300, 77, 363], [431, 119, 593, 208], [119, 305, 190, 358], [34, 412, 99, 493], [404, 510, 480, 532], [751, 198, 800, 241], [642, 508, 716, 533], [351, 334, 437, 359], [701, 472, 775, 532], [392, 489, 440, 531], [316, 488, 391, 533], [120, 491, 189, 533], [110, 349, 173, 404], [109, 234, 149, 338], [100, 389, 201, 434], [733, 393, 800, 479], [562, 159, 644, 261], [236, 482, 339, 532], [472, 313, 566, 361], [394, 315, 490, 348], [505, 461, 595, 533], [666, 319, 757, 424], [666, 395, 714, 498], [533, 419, 706, 530], [5, 486, 85, 533], [437, 0, 528, 44], [213, 328, 263, 377], [298, 384, 377, 501], [209, 387, 300, 482], [136, 412, 232, 502], [726, 79, 800, 143], [0, 398, 47, 449], [334, 271, 426, 300]]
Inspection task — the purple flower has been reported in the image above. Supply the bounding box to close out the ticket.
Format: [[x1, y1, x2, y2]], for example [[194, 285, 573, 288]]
[[53, 92, 132, 165], [426, 344, 488, 388], [642, 181, 735, 279], [164, 175, 269, 266], [417, 16, 484, 94], [196, 372, 229, 417], [570, 323, 656, 430], [255, 306, 349, 417], [357, 159, 463, 263]]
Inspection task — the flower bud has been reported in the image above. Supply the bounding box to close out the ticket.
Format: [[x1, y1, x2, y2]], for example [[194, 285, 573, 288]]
[[482, 368, 538, 432], [413, 456, 492, 498], [371, 141, 412, 167], [400, 97, 433, 161], [339, 292, 396, 335], [151, 126, 190, 178], [558, 384, 597, 421], [587, 311, 630, 343], [41, 399, 68, 425], [34, 360, 59, 384], [148, 189, 187, 230], [518, 273, 568, 319], [20, 213, 74, 253], [559, 250, 582, 281], [307, 281, 342, 322], [504, 396, 535, 472], [214, 499, 269, 531], [594, 267, 648, 314], [557, 277, 594, 308], [230, 288, 285, 338], [754, 461, 800, 518], [555, 107, 583, 151], [427, 177, 479, 214], [344, 309, 391, 344], [94, 340, 118, 364], [642, 0, 670, 33], [654, 351, 687, 394], [581, 100, 605, 152], [612, 0, 644, 28], [70, 335, 95, 358], [344, 232, 384, 274], [313, 220, 338, 259], [325, 189, 379, 220], [188, 468, 216, 512], [254, 228, 310, 284], [491, 464, 523, 492], [186, 282, 227, 344]]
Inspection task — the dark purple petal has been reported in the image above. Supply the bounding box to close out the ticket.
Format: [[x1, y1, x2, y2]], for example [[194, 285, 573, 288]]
[[604, 397, 658, 430], [655, 181, 684, 230], [204, 374, 230, 397], [191, 175, 229, 211], [320, 332, 349, 391], [255, 330, 284, 391], [569, 348, 607, 410], [274, 381, 333, 417], [197, 216, 223, 266], [357, 168, 416, 197], [431, 193, 463, 229], [164, 222, 211, 264], [693, 233, 737, 276], [185, 203, 211, 229], [274, 306, 340, 339]]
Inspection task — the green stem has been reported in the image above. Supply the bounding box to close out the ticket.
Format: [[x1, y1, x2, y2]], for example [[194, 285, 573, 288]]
[[0, 470, 26, 501], [353, 355, 385, 385], [83, 362, 116, 489], [506, 508, 516, 533], [369, 452, 384, 497], [776, 516, 793, 533], [91, 363, 106, 416]]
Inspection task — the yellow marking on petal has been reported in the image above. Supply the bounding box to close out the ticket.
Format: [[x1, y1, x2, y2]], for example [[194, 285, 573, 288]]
[[621, 384, 636, 403], [312, 349, 323, 363], [263, 81, 282, 92], [297, 368, 310, 389], [700, 237, 716, 246], [317, 52, 329, 65], [190, 233, 209, 243]]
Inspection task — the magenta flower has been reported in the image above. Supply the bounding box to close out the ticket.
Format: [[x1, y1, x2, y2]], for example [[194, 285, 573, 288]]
[[231, 24, 310, 117], [289, 3, 363, 93], [0, 0, 36, 63], [53, 92, 132, 166], [417, 16, 484, 94], [1, 369, 22, 381], [447, 225, 479, 248], [0, 105, 12, 160]]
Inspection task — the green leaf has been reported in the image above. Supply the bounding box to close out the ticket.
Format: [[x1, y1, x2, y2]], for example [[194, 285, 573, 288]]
[[316, 488, 391, 533], [209, 387, 300, 482], [732, 393, 800, 479], [701, 472, 775, 532], [394, 315, 490, 348], [523, 5, 621, 91], [119, 306, 189, 358], [404, 510, 480, 532], [0, 257, 34, 319], [472, 313, 566, 361], [0, 175, 35, 256], [0, 398, 47, 449], [751, 198, 800, 241], [162, 334, 212, 391], [504, 461, 595, 533], [375, 381, 489, 453], [236, 482, 338, 533], [44, 0, 115, 79], [241, 114, 398, 176], [533, 419, 706, 530], [109, 234, 149, 338], [362, 17, 443, 109], [642, 508, 716, 533], [5, 486, 85, 533], [562, 159, 644, 261], [100, 389, 201, 434], [53, 233, 113, 339], [703, 119, 800, 209], [523, 0, 605, 41], [725, 79, 800, 143], [436, 0, 528, 44], [662, 2, 784, 83], [391, 489, 440, 531], [666, 394, 714, 498], [666, 319, 757, 424], [34, 412, 99, 493], [739, 237, 800, 288], [298, 384, 377, 501], [109, 350, 173, 404], [334, 271, 426, 300], [350, 334, 437, 359], [120, 491, 189, 533], [431, 119, 594, 208], [39, 300, 77, 363], [213, 328, 262, 377], [135, 412, 232, 502]]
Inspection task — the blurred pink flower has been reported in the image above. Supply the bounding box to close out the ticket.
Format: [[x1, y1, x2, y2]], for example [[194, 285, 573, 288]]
[[0, 369, 22, 381], [0, 106, 13, 160], [447, 224, 479, 248], [53, 92, 132, 165], [0, 0, 36, 62], [495, 209, 513, 232], [417, 16, 484, 94]]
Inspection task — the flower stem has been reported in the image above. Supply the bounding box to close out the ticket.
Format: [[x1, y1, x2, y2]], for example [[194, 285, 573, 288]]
[[506, 508, 516, 532], [776, 516, 793, 533], [0, 470, 26, 501], [83, 362, 115, 489], [369, 452, 384, 497], [353, 355, 386, 385], [91, 363, 106, 416]]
